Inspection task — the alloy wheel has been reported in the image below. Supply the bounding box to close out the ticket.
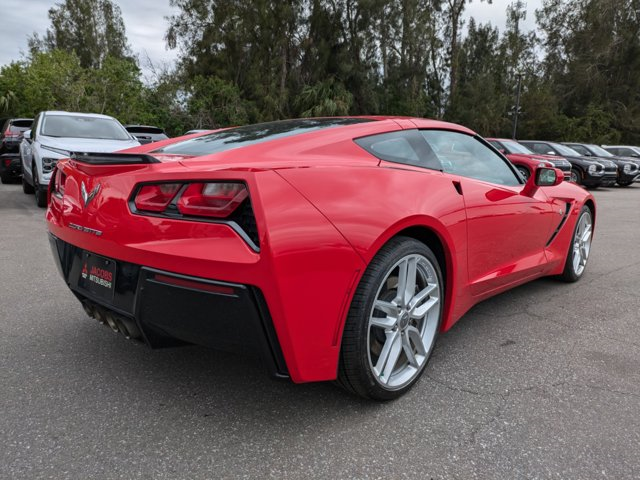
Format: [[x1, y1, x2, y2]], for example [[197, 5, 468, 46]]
[[572, 210, 592, 276], [367, 254, 441, 390]]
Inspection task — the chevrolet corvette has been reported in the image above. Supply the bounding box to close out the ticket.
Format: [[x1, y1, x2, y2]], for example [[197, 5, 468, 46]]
[[46, 117, 595, 400]]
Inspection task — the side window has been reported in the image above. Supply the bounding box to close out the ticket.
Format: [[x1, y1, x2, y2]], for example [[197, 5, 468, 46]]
[[570, 145, 589, 156], [488, 140, 504, 151], [354, 130, 442, 171], [421, 130, 521, 186]]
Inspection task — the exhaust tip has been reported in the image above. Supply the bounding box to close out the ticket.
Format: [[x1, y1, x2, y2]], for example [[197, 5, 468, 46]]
[[118, 317, 142, 340], [82, 302, 95, 318], [93, 308, 107, 325], [105, 312, 120, 333]]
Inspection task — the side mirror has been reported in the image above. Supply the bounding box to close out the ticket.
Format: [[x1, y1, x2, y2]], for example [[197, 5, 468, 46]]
[[522, 166, 564, 196], [23, 130, 31, 140], [498, 148, 507, 154], [536, 167, 564, 186]]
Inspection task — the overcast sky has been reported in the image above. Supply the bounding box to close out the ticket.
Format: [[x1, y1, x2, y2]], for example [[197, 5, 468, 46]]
[[0, 0, 543, 75]]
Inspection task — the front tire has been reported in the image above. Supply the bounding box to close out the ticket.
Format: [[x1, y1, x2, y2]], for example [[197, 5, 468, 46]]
[[516, 166, 530, 181], [337, 237, 443, 401], [22, 175, 34, 194], [570, 168, 582, 185], [559, 205, 593, 282]]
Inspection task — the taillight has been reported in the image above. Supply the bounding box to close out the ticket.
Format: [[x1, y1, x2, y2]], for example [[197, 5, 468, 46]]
[[134, 183, 181, 212], [3, 158, 11, 167], [131, 180, 258, 248], [177, 182, 248, 218]]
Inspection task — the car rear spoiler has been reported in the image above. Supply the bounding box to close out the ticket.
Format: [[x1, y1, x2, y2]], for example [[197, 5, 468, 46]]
[[70, 152, 159, 165]]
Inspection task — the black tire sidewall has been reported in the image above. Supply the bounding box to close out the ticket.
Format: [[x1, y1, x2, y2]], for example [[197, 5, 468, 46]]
[[339, 237, 444, 401]]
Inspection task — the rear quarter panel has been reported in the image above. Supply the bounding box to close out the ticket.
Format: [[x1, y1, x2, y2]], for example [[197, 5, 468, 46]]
[[276, 165, 470, 333]]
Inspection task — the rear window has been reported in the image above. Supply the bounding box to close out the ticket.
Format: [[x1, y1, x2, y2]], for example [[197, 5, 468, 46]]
[[10, 119, 32, 131], [154, 118, 373, 156]]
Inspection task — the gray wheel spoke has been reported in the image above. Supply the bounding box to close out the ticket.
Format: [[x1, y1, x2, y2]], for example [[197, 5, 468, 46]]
[[581, 226, 592, 243], [411, 297, 439, 319], [408, 283, 437, 312], [394, 259, 408, 307], [402, 333, 419, 367], [375, 331, 402, 383], [374, 299, 397, 317], [407, 326, 427, 356], [370, 315, 397, 330]]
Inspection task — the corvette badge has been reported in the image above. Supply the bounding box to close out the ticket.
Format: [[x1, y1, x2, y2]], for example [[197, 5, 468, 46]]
[[81, 181, 101, 208]]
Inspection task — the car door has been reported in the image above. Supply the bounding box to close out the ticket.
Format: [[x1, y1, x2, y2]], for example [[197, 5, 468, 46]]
[[21, 114, 39, 180], [420, 130, 557, 296]]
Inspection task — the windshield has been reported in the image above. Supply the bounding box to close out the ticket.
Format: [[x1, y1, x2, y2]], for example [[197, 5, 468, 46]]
[[501, 140, 534, 155], [553, 143, 581, 156], [587, 145, 613, 157], [42, 115, 131, 140]]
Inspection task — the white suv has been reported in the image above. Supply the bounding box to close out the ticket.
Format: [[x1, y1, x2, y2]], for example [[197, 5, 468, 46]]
[[20, 111, 140, 207]]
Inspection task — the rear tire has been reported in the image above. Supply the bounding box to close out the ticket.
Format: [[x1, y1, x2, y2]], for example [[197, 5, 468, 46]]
[[1, 174, 10, 184], [337, 237, 443, 401]]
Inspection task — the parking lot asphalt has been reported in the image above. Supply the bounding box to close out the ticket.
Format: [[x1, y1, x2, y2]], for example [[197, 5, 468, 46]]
[[1, 181, 639, 480]]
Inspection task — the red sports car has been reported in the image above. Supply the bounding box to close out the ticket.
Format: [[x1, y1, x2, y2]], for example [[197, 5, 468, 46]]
[[47, 117, 595, 400]]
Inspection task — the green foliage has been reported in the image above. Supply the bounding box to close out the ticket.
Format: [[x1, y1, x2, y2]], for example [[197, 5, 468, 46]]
[[295, 78, 353, 117], [187, 76, 254, 127], [31, 0, 131, 69], [3, 0, 640, 143]]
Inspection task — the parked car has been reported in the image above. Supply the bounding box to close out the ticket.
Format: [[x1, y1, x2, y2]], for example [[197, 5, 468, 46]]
[[519, 140, 616, 187], [563, 142, 640, 186], [0, 154, 22, 184], [486, 137, 571, 181], [601, 145, 640, 158], [47, 117, 595, 400], [124, 125, 169, 144], [0, 118, 33, 154], [20, 111, 140, 207]]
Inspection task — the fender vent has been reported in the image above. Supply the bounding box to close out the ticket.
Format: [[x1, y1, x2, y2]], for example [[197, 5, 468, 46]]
[[546, 202, 572, 247]]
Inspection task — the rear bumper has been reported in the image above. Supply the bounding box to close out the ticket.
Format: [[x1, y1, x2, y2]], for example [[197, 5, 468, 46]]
[[48, 234, 289, 378], [0, 139, 21, 153], [0, 154, 22, 179]]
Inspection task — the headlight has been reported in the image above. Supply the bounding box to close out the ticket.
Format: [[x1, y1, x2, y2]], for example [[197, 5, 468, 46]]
[[623, 163, 635, 173], [588, 164, 597, 174], [42, 157, 58, 173]]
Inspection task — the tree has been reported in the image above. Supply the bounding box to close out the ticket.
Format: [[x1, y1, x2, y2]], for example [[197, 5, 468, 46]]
[[443, 0, 492, 112], [31, 0, 131, 69]]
